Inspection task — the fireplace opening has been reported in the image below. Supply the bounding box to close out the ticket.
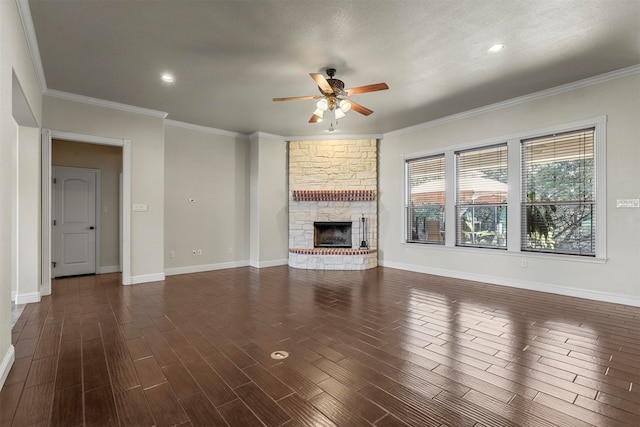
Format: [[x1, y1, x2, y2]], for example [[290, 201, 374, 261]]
[[314, 222, 352, 248]]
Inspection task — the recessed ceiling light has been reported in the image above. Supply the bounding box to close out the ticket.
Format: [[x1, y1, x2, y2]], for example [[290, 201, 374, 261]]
[[487, 44, 506, 53], [161, 73, 175, 83]]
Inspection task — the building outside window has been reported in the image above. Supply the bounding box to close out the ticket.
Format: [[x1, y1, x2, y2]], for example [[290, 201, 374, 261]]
[[455, 144, 508, 249], [405, 154, 445, 244]]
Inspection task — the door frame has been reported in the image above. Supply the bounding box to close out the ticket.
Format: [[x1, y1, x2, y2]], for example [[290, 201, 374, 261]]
[[52, 166, 101, 278], [42, 129, 132, 295]]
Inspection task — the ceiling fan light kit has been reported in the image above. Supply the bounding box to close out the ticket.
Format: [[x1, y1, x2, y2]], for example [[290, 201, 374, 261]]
[[317, 99, 329, 111], [273, 68, 388, 130]]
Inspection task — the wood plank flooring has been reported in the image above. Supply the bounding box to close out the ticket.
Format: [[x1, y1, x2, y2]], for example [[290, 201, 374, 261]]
[[2, 266, 639, 426]]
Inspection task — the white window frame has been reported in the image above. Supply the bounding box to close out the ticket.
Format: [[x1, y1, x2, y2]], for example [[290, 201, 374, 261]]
[[401, 115, 607, 260], [454, 143, 509, 250], [405, 154, 447, 245]]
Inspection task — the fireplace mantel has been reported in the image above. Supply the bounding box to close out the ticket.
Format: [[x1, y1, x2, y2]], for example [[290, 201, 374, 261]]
[[291, 190, 376, 202]]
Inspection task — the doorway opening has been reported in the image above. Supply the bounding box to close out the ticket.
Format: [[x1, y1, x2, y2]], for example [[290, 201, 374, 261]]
[[51, 139, 125, 279], [41, 129, 131, 295]]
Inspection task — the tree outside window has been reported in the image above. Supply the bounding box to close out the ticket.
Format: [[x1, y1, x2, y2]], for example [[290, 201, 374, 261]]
[[522, 128, 595, 256]]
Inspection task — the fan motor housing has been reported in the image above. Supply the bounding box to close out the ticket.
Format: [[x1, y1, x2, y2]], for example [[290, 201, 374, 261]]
[[328, 78, 345, 93], [317, 68, 346, 96]]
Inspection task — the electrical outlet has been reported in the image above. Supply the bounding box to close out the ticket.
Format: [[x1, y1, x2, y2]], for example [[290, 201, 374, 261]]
[[229, 246, 234, 253], [521, 259, 527, 268], [196, 249, 202, 255], [192, 250, 197, 256], [169, 251, 175, 258]]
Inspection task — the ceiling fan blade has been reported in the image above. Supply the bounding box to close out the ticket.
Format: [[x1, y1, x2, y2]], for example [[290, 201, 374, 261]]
[[345, 82, 389, 95], [345, 99, 373, 116], [272, 95, 320, 102], [310, 73, 333, 94], [309, 114, 322, 123]]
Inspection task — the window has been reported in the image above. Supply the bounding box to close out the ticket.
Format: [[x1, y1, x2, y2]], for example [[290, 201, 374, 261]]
[[455, 144, 508, 248], [521, 128, 595, 256], [403, 117, 604, 259], [405, 154, 445, 244]]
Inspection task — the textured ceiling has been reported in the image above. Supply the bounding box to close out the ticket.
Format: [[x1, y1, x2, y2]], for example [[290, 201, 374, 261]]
[[28, 0, 640, 137]]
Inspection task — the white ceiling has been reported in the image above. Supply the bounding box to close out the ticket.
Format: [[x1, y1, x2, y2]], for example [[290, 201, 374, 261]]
[[28, 0, 640, 137]]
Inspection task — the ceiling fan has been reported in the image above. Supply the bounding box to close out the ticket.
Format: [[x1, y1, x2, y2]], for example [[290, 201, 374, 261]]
[[273, 68, 389, 128]]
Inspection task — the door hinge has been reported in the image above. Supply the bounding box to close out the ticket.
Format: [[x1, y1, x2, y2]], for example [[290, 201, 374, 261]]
[[52, 177, 57, 184], [52, 261, 56, 268], [53, 219, 56, 226]]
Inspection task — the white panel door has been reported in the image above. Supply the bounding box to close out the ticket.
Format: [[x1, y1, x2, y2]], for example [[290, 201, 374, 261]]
[[53, 167, 97, 277]]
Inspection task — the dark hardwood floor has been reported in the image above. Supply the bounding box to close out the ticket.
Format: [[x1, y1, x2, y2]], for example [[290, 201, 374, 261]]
[[2, 266, 639, 426]]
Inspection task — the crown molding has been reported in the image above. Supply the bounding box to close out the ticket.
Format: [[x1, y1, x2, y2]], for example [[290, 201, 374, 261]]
[[246, 131, 384, 142], [384, 64, 640, 138], [249, 131, 287, 142], [285, 133, 383, 141], [16, 0, 47, 93], [44, 89, 168, 118], [165, 119, 249, 140]]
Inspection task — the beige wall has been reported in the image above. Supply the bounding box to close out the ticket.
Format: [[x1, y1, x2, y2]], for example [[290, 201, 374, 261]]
[[17, 126, 41, 301], [379, 73, 640, 303], [249, 133, 289, 267], [42, 96, 165, 281], [164, 124, 250, 273], [1, 0, 43, 387], [52, 139, 122, 270]]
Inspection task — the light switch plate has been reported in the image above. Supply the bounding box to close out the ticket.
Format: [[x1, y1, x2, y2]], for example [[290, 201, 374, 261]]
[[616, 199, 639, 208]]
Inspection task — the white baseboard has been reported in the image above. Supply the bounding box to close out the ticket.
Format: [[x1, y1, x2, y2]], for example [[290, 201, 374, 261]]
[[249, 258, 289, 268], [0, 345, 15, 391], [15, 292, 41, 304], [98, 265, 121, 274], [379, 260, 640, 307], [165, 260, 250, 276], [128, 272, 166, 285]]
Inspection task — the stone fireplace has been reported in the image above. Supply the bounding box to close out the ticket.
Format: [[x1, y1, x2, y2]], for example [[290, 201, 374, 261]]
[[288, 139, 377, 270]]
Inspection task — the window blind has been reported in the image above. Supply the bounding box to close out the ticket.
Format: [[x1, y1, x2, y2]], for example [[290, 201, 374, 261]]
[[405, 154, 445, 244], [455, 144, 508, 248], [521, 128, 595, 255]]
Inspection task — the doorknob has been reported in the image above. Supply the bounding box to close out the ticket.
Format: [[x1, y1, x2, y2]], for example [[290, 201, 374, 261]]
[[89, 226, 95, 230]]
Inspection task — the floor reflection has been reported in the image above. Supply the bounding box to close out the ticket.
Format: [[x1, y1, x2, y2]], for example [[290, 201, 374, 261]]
[[5, 267, 639, 426]]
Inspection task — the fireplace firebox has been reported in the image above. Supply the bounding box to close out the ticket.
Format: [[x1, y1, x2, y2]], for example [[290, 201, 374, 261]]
[[314, 222, 352, 248]]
